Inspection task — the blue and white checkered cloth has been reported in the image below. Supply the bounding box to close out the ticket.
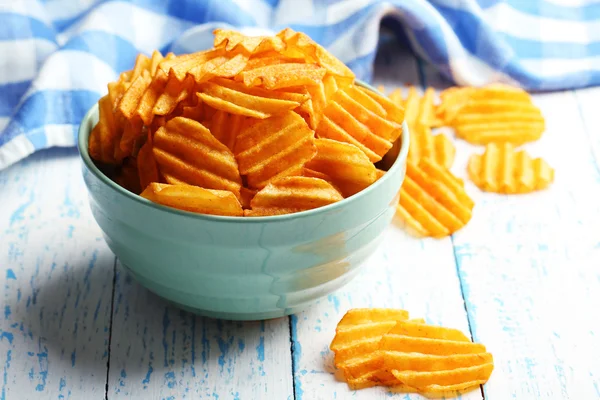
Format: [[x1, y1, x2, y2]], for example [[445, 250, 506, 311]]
[[2, 0, 599, 170]]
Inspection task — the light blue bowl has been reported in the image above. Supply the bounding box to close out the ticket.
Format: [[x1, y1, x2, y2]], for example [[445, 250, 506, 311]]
[[78, 82, 409, 320]]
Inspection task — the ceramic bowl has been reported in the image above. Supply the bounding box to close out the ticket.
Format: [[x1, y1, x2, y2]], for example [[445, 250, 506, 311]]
[[78, 82, 409, 320]]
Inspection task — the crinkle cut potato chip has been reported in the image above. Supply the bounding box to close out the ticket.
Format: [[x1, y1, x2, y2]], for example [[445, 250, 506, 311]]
[[330, 308, 494, 396], [234, 111, 317, 189], [316, 84, 403, 163], [140, 183, 243, 216], [152, 117, 242, 198], [390, 86, 455, 169], [305, 138, 377, 198], [468, 142, 554, 194], [88, 27, 408, 217], [245, 176, 343, 216], [397, 159, 474, 238], [440, 84, 545, 145]]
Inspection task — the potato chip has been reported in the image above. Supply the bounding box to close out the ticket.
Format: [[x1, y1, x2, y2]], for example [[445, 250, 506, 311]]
[[359, 86, 405, 126], [436, 86, 474, 125], [114, 157, 141, 194], [277, 28, 355, 85], [468, 142, 554, 194], [118, 70, 152, 120], [136, 69, 169, 125], [390, 86, 454, 168], [397, 159, 474, 238], [296, 74, 338, 129], [305, 138, 377, 197], [159, 48, 225, 81], [197, 80, 302, 119], [153, 75, 196, 116], [187, 54, 250, 84], [245, 176, 343, 216], [240, 63, 327, 90], [137, 139, 160, 191], [316, 85, 402, 162], [442, 84, 545, 145], [207, 110, 247, 152], [93, 94, 120, 164], [330, 309, 410, 384], [214, 29, 285, 55], [140, 183, 243, 216], [152, 117, 242, 197], [239, 187, 257, 209], [330, 308, 493, 395], [234, 111, 317, 189], [118, 118, 145, 157]]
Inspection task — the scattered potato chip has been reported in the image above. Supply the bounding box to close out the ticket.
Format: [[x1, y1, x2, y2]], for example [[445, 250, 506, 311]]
[[152, 117, 242, 197], [234, 111, 317, 189], [390, 86, 454, 168], [397, 159, 474, 238], [441, 84, 545, 145], [331, 308, 494, 395], [245, 176, 343, 216], [305, 138, 377, 197], [468, 142, 554, 194], [140, 183, 243, 216]]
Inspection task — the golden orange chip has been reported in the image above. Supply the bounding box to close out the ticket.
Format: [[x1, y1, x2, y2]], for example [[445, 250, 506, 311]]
[[214, 29, 285, 55], [331, 308, 493, 395], [207, 109, 248, 152], [234, 111, 317, 189], [95, 94, 120, 164], [240, 63, 327, 90], [277, 28, 355, 85], [118, 118, 144, 157], [390, 86, 454, 168], [305, 138, 377, 197], [397, 159, 474, 238], [159, 48, 225, 81], [316, 84, 402, 162], [114, 157, 141, 194], [137, 139, 160, 191], [442, 84, 545, 145], [153, 75, 196, 116], [468, 142, 554, 194], [239, 186, 257, 209], [197, 80, 302, 119], [152, 117, 242, 197], [245, 176, 343, 216], [140, 182, 243, 216], [136, 69, 169, 126]]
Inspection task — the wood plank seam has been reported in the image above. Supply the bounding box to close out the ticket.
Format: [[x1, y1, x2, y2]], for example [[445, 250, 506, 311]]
[[288, 316, 298, 400], [104, 256, 118, 400]]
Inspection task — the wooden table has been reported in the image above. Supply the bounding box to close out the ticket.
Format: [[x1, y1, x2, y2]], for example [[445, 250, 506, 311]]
[[1, 41, 600, 400]]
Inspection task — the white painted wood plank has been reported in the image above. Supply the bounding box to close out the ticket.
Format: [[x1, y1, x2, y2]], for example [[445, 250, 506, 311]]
[[0, 148, 115, 399], [290, 41, 481, 400], [107, 261, 294, 399], [423, 63, 600, 398], [574, 86, 600, 174]]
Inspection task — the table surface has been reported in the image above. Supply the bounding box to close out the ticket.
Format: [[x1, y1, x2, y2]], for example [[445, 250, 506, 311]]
[[1, 40, 600, 400]]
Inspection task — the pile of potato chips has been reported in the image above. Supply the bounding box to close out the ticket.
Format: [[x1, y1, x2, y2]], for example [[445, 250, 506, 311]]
[[88, 28, 405, 217], [385, 83, 554, 238], [331, 308, 494, 396]]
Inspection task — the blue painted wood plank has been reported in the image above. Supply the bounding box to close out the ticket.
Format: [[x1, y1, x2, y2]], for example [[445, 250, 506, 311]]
[[0, 148, 115, 399]]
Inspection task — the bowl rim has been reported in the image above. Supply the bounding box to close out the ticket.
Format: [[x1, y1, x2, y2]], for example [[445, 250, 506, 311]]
[[77, 81, 410, 223]]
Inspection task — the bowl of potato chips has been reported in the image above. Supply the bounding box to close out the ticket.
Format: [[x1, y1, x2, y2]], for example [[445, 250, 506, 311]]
[[78, 28, 409, 320]]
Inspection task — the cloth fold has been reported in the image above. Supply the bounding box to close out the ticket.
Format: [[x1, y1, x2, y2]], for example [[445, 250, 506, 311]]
[[1, 0, 599, 170]]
